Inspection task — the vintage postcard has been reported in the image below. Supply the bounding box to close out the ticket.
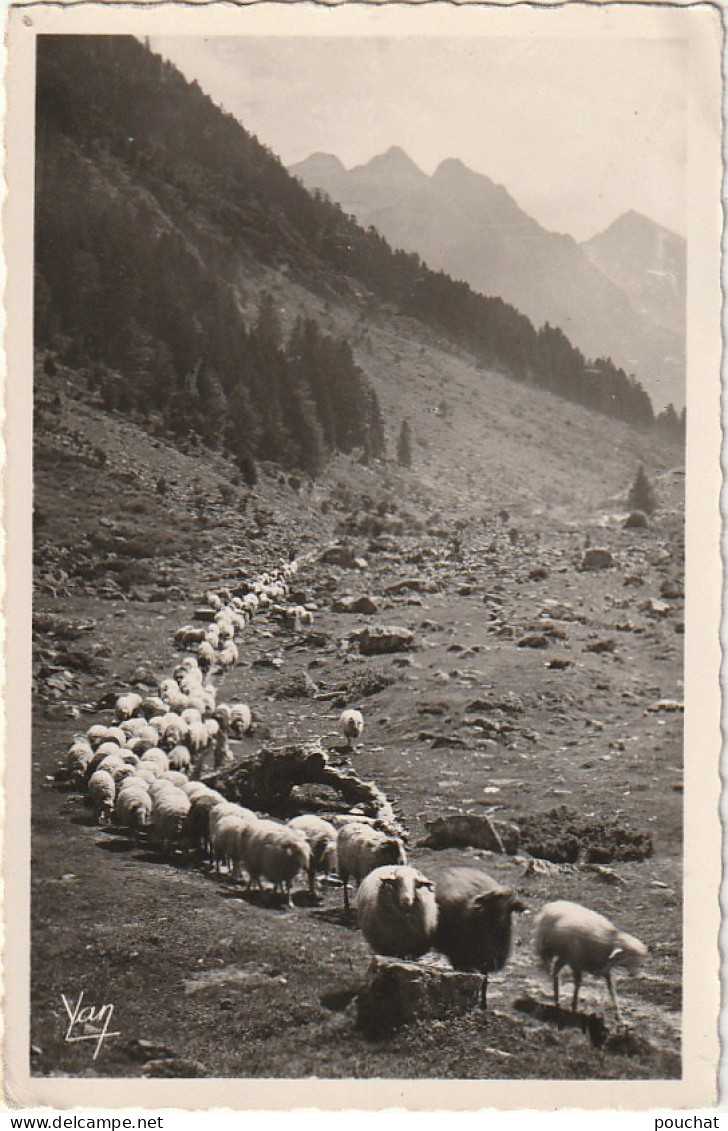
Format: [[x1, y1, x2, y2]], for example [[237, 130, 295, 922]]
[[3, 0, 723, 1111]]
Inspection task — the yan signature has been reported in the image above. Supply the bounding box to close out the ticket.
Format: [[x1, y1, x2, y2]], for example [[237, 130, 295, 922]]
[[61, 991, 121, 1060]]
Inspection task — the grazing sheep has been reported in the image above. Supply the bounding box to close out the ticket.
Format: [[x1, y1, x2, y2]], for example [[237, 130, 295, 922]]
[[247, 824, 311, 907], [141, 695, 167, 719], [86, 724, 111, 749], [340, 708, 364, 749], [228, 703, 253, 737], [88, 770, 116, 824], [336, 822, 407, 910], [211, 811, 259, 878], [197, 641, 216, 673], [534, 900, 648, 1020], [433, 868, 525, 1007], [151, 787, 191, 856], [65, 737, 94, 785], [168, 744, 192, 773], [115, 692, 143, 721], [174, 625, 207, 649], [357, 865, 439, 959], [217, 641, 239, 670], [115, 782, 152, 836], [288, 814, 338, 896]]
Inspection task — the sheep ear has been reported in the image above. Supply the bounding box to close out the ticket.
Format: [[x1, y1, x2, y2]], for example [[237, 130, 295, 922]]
[[415, 878, 435, 890], [380, 875, 397, 887], [510, 895, 526, 913], [472, 891, 499, 910]]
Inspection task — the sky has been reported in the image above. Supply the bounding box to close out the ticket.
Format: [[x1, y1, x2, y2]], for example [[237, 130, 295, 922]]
[[150, 33, 687, 243]]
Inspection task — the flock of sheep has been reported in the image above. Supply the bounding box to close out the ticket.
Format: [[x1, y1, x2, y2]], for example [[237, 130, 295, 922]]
[[60, 558, 648, 1026]]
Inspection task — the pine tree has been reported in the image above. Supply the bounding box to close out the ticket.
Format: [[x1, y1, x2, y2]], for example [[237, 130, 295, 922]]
[[397, 419, 413, 467], [628, 464, 657, 514]]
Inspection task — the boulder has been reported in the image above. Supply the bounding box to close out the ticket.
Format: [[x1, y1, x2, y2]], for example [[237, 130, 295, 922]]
[[356, 957, 483, 1036], [623, 510, 649, 529], [332, 595, 379, 615], [349, 625, 416, 655], [580, 548, 614, 571], [320, 544, 359, 568], [421, 813, 520, 854]]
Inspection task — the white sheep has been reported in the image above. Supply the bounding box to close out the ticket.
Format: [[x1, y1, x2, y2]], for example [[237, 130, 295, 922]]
[[534, 899, 648, 1020], [336, 822, 407, 910], [115, 692, 143, 721], [197, 640, 216, 672], [243, 820, 308, 904], [88, 770, 116, 824], [340, 708, 364, 749], [217, 641, 239, 670], [211, 811, 259, 878], [65, 737, 94, 784], [174, 625, 207, 649], [168, 744, 192, 773], [357, 865, 438, 959], [288, 815, 338, 896], [151, 787, 191, 856]]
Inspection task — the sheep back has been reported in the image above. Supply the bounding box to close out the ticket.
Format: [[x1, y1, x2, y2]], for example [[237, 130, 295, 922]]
[[336, 823, 407, 886]]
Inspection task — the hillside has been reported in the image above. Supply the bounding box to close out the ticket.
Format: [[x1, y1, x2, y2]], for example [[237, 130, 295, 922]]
[[290, 150, 685, 414], [35, 32, 670, 486]]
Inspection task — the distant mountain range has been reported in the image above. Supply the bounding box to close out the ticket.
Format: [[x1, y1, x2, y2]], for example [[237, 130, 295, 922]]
[[290, 148, 686, 411]]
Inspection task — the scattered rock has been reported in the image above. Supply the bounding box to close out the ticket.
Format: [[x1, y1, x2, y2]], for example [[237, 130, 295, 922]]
[[517, 634, 550, 649], [646, 699, 684, 713], [580, 548, 614, 571], [430, 735, 467, 750], [332, 595, 379, 615], [546, 658, 572, 670], [384, 577, 438, 595], [623, 510, 649, 529], [349, 625, 416, 656], [660, 579, 684, 600], [528, 566, 550, 581], [356, 957, 483, 1037], [584, 639, 617, 654], [640, 598, 671, 617], [421, 813, 519, 854]]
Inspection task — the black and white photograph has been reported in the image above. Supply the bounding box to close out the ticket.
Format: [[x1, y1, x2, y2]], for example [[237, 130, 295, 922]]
[[4, 0, 722, 1110]]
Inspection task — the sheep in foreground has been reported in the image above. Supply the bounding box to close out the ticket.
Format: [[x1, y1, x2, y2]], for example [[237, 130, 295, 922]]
[[87, 770, 116, 824], [433, 867, 525, 1007], [336, 822, 407, 910], [357, 865, 438, 959], [340, 708, 364, 750], [288, 814, 338, 896], [534, 899, 648, 1020]]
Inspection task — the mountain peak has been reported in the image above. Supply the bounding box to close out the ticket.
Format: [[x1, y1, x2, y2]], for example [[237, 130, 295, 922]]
[[289, 152, 346, 178], [354, 147, 426, 180]]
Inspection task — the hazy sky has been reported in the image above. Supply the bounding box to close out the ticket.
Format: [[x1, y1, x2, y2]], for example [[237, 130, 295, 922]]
[[150, 34, 687, 242]]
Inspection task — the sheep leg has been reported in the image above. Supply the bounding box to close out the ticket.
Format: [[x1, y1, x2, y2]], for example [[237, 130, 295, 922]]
[[479, 976, 489, 1010], [604, 971, 622, 1022], [552, 959, 564, 1008], [343, 877, 351, 911], [571, 970, 582, 1013]]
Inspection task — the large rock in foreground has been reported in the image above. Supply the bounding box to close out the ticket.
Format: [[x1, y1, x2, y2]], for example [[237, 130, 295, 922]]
[[349, 625, 416, 655], [356, 957, 483, 1037]]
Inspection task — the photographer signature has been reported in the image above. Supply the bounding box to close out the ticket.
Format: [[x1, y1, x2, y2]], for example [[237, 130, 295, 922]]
[[61, 991, 120, 1060]]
